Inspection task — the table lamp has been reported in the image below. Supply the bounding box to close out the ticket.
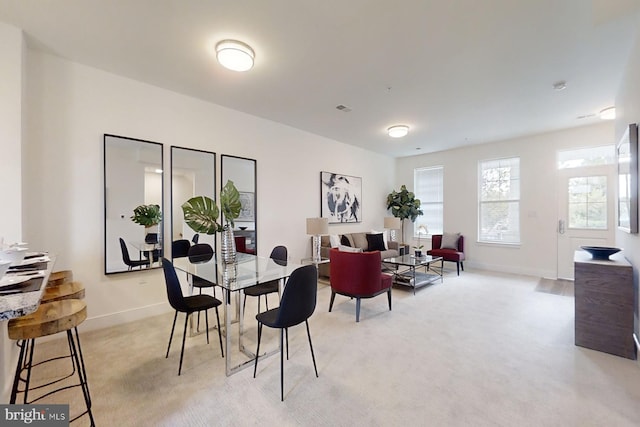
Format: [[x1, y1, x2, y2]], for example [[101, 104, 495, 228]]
[[384, 216, 402, 242], [306, 217, 329, 262]]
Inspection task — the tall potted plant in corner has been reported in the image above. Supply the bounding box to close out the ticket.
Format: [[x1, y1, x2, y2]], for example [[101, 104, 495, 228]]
[[386, 185, 423, 245], [130, 204, 162, 242], [181, 180, 242, 263]]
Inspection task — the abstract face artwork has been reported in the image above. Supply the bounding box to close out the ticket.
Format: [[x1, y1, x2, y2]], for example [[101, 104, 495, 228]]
[[321, 172, 362, 223]]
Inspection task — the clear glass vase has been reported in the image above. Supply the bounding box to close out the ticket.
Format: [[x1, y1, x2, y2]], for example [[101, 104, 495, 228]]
[[221, 224, 237, 264]]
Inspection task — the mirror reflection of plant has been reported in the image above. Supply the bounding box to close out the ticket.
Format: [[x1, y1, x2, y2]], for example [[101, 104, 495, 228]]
[[181, 180, 242, 234], [130, 204, 162, 227]]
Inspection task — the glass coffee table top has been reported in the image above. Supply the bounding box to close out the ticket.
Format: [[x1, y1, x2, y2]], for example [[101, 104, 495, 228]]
[[383, 254, 441, 266]]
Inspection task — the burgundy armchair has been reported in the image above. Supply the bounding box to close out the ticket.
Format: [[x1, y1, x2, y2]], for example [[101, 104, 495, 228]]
[[328, 248, 393, 322], [234, 236, 255, 255], [427, 234, 465, 275]]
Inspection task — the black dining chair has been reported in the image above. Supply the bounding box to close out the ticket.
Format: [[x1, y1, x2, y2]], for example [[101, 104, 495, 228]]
[[243, 246, 287, 315], [191, 234, 199, 244], [119, 238, 150, 270], [162, 258, 224, 375], [188, 243, 218, 330], [253, 264, 319, 401], [172, 239, 191, 259]]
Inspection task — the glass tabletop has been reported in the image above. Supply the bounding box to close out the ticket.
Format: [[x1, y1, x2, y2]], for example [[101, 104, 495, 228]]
[[173, 252, 302, 292], [383, 254, 441, 267]]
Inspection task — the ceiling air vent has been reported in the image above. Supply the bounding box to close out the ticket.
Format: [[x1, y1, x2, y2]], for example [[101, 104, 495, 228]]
[[335, 104, 352, 112]]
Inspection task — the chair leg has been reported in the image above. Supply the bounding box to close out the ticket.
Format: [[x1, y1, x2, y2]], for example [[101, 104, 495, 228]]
[[387, 288, 392, 311], [329, 291, 336, 312], [306, 320, 319, 378], [243, 294, 247, 315], [204, 309, 210, 344], [285, 328, 289, 360], [461, 262, 464, 272], [215, 307, 224, 357], [178, 314, 189, 375], [196, 288, 202, 332], [456, 262, 460, 276], [253, 322, 262, 378], [280, 328, 284, 402], [10, 340, 27, 404], [67, 329, 95, 426], [356, 297, 361, 322], [166, 311, 178, 358], [265, 296, 269, 311]]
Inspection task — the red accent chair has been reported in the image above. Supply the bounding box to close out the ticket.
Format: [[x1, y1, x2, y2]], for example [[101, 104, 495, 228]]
[[328, 248, 393, 322], [427, 234, 465, 275]]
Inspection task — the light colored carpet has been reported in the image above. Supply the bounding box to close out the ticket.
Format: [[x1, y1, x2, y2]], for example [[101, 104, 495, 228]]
[[23, 269, 640, 426]]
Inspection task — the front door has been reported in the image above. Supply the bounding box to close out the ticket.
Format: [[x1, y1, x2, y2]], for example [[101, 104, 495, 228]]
[[557, 165, 616, 279]]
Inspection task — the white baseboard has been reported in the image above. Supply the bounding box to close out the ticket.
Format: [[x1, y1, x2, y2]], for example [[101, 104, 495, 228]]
[[465, 261, 556, 279], [79, 302, 173, 332]]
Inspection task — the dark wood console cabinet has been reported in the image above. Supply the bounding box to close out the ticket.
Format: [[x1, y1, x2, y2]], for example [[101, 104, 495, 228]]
[[574, 250, 635, 359]]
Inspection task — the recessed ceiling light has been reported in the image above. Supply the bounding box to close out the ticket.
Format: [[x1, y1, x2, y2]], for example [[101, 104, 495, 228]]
[[387, 125, 409, 138], [215, 40, 255, 72], [599, 106, 615, 120]]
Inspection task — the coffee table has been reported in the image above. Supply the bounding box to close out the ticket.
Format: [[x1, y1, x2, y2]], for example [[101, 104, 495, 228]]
[[382, 254, 443, 294]]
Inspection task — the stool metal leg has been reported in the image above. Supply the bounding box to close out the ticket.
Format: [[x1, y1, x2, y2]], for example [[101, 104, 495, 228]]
[[10, 340, 27, 404]]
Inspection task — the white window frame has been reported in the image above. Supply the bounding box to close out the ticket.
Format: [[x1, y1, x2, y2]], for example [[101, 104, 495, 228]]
[[478, 157, 520, 244], [414, 166, 443, 236]]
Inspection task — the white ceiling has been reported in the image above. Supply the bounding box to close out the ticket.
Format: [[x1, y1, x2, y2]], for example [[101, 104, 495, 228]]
[[1, 0, 639, 158]]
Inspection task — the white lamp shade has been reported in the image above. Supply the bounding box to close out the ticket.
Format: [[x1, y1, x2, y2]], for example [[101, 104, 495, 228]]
[[384, 217, 401, 229], [216, 40, 255, 72], [417, 225, 428, 235], [306, 217, 329, 235]]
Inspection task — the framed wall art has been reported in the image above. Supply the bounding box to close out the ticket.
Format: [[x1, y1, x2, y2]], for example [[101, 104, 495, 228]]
[[238, 191, 255, 221], [320, 171, 362, 223], [617, 123, 638, 233]]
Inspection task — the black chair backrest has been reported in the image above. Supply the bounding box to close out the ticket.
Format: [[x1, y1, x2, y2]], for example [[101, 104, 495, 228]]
[[172, 239, 191, 258], [188, 243, 214, 263], [119, 238, 132, 264], [162, 258, 189, 312], [145, 233, 159, 244], [192, 234, 199, 244], [275, 265, 317, 328], [270, 246, 287, 262]]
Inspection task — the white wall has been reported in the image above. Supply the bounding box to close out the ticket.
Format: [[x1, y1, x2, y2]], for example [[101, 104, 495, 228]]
[[0, 22, 23, 404], [20, 48, 394, 332], [395, 122, 615, 278], [615, 14, 640, 345]]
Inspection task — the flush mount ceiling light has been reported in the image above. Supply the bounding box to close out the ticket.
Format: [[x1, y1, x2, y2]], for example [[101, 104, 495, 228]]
[[552, 80, 567, 91], [215, 40, 255, 72], [599, 106, 616, 120], [387, 125, 409, 138]]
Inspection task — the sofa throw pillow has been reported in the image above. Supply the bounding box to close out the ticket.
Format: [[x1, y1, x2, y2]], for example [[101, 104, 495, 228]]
[[441, 232, 461, 250], [329, 234, 341, 248], [340, 235, 351, 247], [370, 229, 389, 250], [366, 233, 386, 252], [338, 245, 363, 253]]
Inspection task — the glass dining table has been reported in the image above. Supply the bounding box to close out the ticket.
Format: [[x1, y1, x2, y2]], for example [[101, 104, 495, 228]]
[[173, 252, 302, 376]]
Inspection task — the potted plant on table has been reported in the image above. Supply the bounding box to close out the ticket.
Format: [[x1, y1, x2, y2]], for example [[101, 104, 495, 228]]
[[386, 185, 423, 246], [181, 180, 242, 263], [130, 204, 162, 241]]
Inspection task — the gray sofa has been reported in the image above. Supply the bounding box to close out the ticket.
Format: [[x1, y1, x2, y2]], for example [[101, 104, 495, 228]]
[[318, 232, 399, 278]]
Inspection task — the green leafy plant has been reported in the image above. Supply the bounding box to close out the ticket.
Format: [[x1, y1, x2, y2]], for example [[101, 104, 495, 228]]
[[386, 185, 423, 241], [181, 180, 242, 234], [130, 204, 162, 227]]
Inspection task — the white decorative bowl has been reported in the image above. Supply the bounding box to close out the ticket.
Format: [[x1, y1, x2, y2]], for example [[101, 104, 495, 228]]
[[0, 247, 28, 265]]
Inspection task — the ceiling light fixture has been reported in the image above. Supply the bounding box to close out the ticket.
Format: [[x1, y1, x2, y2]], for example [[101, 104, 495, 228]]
[[387, 125, 409, 138], [599, 106, 616, 120], [552, 80, 567, 91], [215, 40, 255, 72]]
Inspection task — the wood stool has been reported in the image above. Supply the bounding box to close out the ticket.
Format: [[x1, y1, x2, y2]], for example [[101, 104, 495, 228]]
[[47, 270, 73, 288], [42, 281, 85, 303], [8, 299, 94, 426]]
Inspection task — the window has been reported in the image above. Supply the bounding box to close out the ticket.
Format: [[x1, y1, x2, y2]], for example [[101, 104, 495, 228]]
[[414, 166, 443, 235], [568, 176, 607, 229], [478, 157, 520, 244], [557, 145, 614, 169]]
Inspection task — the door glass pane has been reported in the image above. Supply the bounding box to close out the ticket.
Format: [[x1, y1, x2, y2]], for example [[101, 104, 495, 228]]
[[567, 176, 607, 229]]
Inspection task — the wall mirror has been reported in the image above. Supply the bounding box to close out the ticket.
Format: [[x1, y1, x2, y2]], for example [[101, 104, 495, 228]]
[[104, 134, 163, 274], [171, 146, 216, 257], [221, 155, 257, 255], [617, 123, 639, 233]]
